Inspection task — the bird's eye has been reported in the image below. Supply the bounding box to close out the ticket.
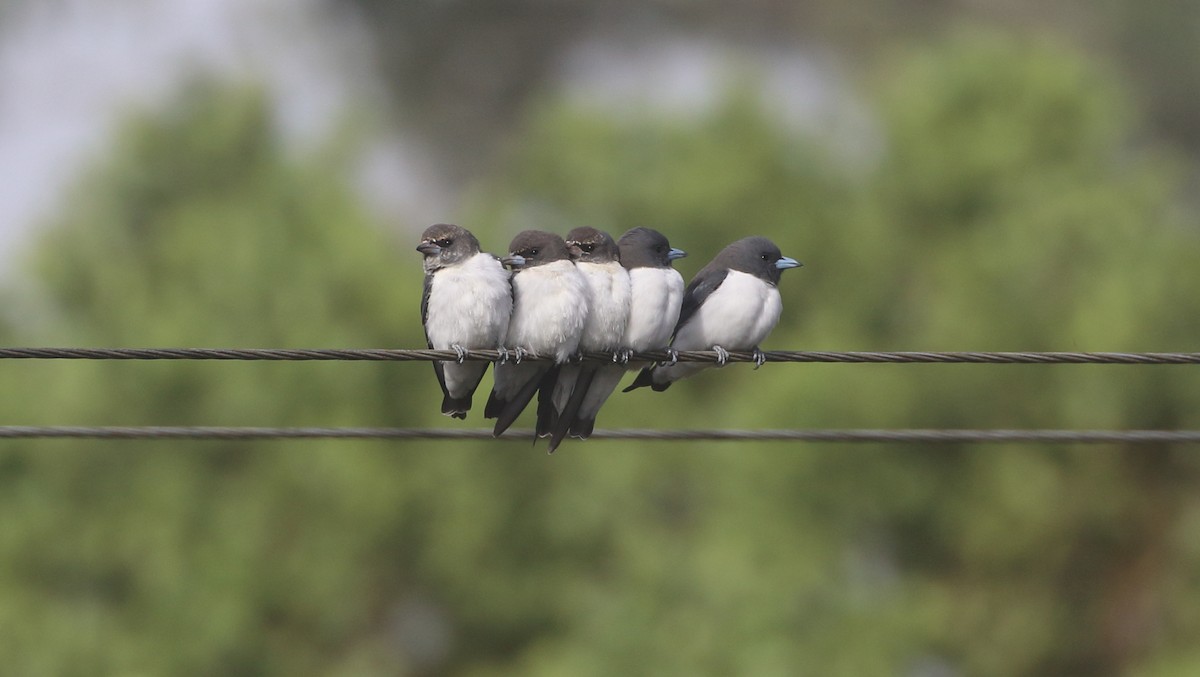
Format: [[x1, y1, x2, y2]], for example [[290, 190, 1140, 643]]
[[529, 248, 539, 256], [760, 253, 769, 261], [436, 238, 452, 247], [582, 244, 594, 253]]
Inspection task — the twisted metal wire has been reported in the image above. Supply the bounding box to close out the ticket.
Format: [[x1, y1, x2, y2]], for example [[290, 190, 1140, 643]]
[[1, 347, 1199, 364], [2, 427, 1199, 444]]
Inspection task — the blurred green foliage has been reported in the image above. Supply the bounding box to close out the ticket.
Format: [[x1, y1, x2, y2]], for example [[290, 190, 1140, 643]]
[[3, 31, 1200, 676]]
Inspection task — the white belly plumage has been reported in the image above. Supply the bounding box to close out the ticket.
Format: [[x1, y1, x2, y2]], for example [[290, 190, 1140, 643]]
[[655, 270, 782, 385], [425, 253, 513, 398], [425, 253, 512, 351], [504, 259, 590, 363], [623, 267, 685, 351], [576, 261, 631, 352]]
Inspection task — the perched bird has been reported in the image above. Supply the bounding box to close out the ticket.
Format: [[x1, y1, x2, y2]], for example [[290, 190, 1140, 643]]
[[625, 236, 801, 392], [567, 227, 686, 439], [417, 223, 513, 419], [485, 230, 589, 437], [544, 227, 632, 451]]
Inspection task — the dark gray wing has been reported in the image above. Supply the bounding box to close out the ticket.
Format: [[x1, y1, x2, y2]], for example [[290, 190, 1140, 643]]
[[548, 362, 597, 452], [490, 364, 554, 437], [673, 266, 729, 338], [421, 273, 434, 347]]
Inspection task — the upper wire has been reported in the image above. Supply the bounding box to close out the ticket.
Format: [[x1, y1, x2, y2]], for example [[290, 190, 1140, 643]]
[[1, 347, 1198, 364]]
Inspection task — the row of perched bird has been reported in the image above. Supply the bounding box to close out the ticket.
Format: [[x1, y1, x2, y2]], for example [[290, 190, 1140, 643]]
[[417, 223, 802, 452]]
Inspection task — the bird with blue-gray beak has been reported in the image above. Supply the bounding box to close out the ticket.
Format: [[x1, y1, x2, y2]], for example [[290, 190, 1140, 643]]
[[485, 230, 590, 437], [625, 236, 801, 391], [417, 223, 513, 419]]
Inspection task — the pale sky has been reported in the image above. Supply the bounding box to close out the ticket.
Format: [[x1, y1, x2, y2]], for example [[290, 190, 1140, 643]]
[[0, 0, 426, 274]]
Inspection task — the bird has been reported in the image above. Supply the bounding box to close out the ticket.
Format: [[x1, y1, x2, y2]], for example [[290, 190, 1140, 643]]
[[416, 223, 513, 419], [566, 227, 686, 439], [485, 230, 590, 437], [543, 227, 632, 452], [625, 236, 801, 392]]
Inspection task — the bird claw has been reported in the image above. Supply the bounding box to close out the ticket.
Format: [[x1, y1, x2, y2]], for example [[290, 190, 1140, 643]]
[[498, 346, 526, 364], [752, 347, 767, 369], [451, 344, 468, 364], [613, 348, 633, 365], [663, 348, 679, 367], [713, 345, 730, 366]]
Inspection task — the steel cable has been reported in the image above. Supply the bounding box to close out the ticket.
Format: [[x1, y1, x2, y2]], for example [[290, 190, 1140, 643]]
[[1, 347, 1199, 364], [2, 427, 1199, 444]]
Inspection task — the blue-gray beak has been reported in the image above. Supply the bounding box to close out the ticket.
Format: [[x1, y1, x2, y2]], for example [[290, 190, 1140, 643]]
[[501, 254, 527, 269], [775, 256, 802, 270], [668, 247, 687, 261]]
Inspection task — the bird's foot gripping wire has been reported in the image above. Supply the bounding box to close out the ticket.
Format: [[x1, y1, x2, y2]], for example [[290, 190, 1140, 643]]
[[451, 344, 469, 364], [498, 346, 526, 364], [613, 348, 633, 365], [752, 347, 767, 369], [713, 345, 730, 367], [662, 349, 679, 368]]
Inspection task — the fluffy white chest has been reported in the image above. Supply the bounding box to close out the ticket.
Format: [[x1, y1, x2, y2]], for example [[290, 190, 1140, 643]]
[[673, 270, 782, 351], [576, 261, 631, 351], [506, 259, 590, 362], [624, 267, 685, 350], [425, 253, 512, 349]]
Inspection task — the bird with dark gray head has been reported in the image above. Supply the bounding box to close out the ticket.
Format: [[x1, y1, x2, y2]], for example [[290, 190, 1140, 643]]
[[615, 226, 688, 357], [416, 223, 512, 419], [564, 226, 686, 439], [485, 230, 590, 438], [625, 235, 800, 392], [542, 226, 631, 452]]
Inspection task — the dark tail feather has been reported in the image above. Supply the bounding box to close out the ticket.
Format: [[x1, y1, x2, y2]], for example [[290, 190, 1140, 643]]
[[432, 360, 468, 416], [623, 366, 672, 393], [569, 417, 595, 440], [534, 368, 561, 439], [484, 389, 504, 419], [493, 366, 552, 437], [441, 393, 471, 420], [548, 364, 596, 453], [439, 362, 488, 420]]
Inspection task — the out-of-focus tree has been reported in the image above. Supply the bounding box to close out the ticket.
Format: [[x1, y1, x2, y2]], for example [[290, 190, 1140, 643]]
[[4, 28, 1200, 677], [859, 33, 1200, 676], [465, 30, 1200, 675], [0, 81, 438, 675], [1110, 2, 1200, 155]]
